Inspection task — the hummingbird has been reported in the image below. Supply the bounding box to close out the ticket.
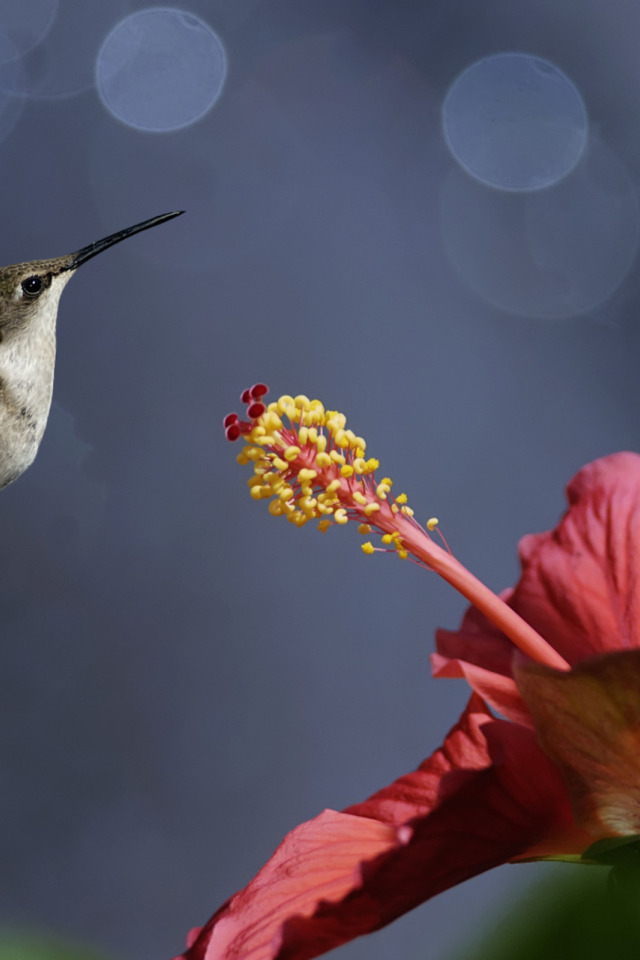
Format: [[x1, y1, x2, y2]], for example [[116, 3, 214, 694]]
[[0, 210, 183, 490]]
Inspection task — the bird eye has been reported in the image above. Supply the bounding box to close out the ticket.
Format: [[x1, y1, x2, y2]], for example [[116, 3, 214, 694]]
[[21, 276, 44, 297]]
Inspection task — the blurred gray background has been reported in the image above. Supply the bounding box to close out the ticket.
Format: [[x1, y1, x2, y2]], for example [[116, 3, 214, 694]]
[[0, 1, 639, 958]]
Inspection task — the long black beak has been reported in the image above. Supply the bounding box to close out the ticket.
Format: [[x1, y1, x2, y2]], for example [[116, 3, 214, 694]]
[[68, 211, 184, 270]]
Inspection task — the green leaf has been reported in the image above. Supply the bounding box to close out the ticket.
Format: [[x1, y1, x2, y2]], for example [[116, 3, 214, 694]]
[[445, 865, 640, 960], [0, 930, 110, 960], [581, 834, 640, 866]]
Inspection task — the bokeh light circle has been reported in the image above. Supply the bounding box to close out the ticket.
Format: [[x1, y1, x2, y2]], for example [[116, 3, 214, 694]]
[[96, 8, 227, 132], [440, 137, 638, 320], [442, 52, 588, 191]]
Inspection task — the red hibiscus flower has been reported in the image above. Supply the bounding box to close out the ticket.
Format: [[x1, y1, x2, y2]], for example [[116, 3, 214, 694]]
[[174, 385, 640, 960]]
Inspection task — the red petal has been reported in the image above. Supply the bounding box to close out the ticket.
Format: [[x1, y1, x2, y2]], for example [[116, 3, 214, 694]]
[[515, 649, 640, 838], [176, 697, 580, 960], [435, 595, 516, 677], [175, 811, 404, 960], [511, 452, 640, 664], [435, 453, 640, 686], [344, 693, 494, 824], [434, 595, 532, 720], [431, 653, 532, 728]]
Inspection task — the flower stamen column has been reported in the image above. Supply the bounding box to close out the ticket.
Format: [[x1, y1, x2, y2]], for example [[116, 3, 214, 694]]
[[224, 384, 568, 671]]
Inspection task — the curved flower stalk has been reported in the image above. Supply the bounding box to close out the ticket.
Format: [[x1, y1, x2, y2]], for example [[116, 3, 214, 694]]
[[174, 384, 640, 960]]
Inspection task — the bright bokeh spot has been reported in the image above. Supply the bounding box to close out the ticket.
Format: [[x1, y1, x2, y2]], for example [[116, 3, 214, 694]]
[[440, 137, 639, 320], [442, 53, 588, 191], [96, 8, 227, 132]]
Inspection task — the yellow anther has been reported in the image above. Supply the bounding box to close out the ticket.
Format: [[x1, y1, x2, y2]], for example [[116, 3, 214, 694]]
[[316, 452, 331, 468], [330, 451, 346, 465], [315, 435, 327, 454], [272, 456, 288, 471], [427, 517, 439, 530], [340, 464, 354, 478], [365, 458, 379, 472], [354, 437, 366, 451], [381, 477, 393, 486], [306, 403, 325, 425], [294, 394, 310, 409], [326, 412, 346, 431], [334, 429, 348, 447], [278, 486, 294, 501], [353, 458, 366, 474], [395, 493, 408, 505], [358, 524, 372, 535], [298, 468, 318, 483], [264, 475, 284, 490], [317, 519, 332, 533], [400, 506, 415, 517], [397, 549, 408, 560], [344, 429, 357, 445], [361, 541, 375, 555], [307, 427, 318, 443], [250, 485, 265, 499], [326, 479, 341, 495], [269, 500, 285, 516], [317, 502, 335, 515], [352, 491, 368, 506], [363, 502, 381, 516], [376, 483, 391, 499], [262, 412, 282, 430], [284, 446, 301, 461], [248, 475, 264, 487], [236, 451, 250, 466], [381, 534, 394, 545], [334, 508, 349, 525], [391, 504, 398, 514], [298, 426, 309, 445]]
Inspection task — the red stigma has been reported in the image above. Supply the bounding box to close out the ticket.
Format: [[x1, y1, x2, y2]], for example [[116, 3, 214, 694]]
[[247, 401, 266, 419], [241, 383, 269, 404], [225, 384, 270, 442], [250, 383, 269, 398]]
